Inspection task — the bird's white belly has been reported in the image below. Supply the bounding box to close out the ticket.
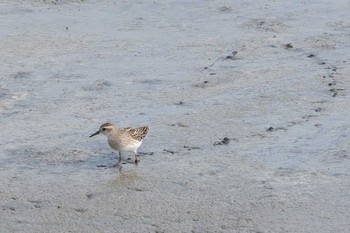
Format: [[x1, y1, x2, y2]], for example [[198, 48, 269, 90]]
[[122, 140, 142, 152], [108, 138, 142, 153]]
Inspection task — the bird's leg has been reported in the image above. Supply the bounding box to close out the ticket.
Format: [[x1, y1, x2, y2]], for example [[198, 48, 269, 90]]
[[113, 152, 122, 168], [134, 153, 140, 164], [118, 151, 122, 162]]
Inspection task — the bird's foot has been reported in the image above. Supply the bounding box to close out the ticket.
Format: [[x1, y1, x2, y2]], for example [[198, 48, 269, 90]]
[[126, 157, 139, 164], [113, 162, 123, 171]]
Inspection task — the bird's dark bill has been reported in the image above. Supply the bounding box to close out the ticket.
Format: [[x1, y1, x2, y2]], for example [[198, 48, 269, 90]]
[[89, 131, 100, 138]]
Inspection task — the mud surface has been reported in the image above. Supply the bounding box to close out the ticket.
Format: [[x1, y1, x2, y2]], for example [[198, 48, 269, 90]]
[[1, 1, 350, 232]]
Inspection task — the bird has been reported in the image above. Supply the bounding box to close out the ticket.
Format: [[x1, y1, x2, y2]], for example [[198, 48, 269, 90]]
[[89, 122, 149, 167]]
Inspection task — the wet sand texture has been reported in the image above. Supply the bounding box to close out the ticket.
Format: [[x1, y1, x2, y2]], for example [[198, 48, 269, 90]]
[[1, 1, 350, 232]]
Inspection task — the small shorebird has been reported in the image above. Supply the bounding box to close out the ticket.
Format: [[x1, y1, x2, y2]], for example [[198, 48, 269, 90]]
[[90, 122, 149, 166]]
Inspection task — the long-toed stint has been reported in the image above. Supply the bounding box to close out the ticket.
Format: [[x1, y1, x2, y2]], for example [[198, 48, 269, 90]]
[[90, 123, 149, 167]]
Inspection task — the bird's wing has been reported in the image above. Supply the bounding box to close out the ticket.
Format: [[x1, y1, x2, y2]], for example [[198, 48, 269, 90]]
[[125, 126, 149, 141]]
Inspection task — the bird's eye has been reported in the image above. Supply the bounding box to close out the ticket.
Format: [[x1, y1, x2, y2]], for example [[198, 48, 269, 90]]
[[102, 128, 106, 131]]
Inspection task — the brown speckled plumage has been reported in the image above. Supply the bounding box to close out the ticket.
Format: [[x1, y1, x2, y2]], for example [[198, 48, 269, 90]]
[[124, 126, 149, 141]]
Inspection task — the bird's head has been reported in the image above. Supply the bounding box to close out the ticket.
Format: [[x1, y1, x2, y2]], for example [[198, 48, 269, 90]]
[[89, 122, 114, 138]]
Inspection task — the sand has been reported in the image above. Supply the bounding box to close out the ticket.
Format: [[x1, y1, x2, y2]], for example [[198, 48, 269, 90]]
[[1, 0, 350, 232]]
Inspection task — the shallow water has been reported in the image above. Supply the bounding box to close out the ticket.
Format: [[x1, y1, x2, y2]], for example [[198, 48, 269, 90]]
[[1, 0, 350, 232]]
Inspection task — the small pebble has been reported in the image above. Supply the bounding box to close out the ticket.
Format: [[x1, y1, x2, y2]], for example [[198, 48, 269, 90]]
[[284, 43, 293, 49], [213, 137, 231, 146], [266, 127, 275, 131]]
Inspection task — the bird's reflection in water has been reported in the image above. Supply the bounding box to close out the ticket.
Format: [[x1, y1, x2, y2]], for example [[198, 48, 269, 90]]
[[110, 168, 141, 187]]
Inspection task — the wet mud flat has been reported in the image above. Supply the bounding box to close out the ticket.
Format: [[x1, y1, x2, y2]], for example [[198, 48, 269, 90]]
[[1, 1, 350, 232]]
